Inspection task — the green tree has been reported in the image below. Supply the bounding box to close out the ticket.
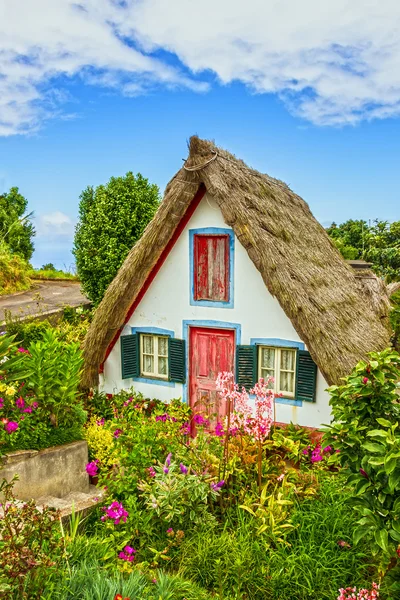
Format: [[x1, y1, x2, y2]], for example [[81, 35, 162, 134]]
[[73, 172, 160, 305], [327, 219, 400, 281], [0, 187, 35, 260]]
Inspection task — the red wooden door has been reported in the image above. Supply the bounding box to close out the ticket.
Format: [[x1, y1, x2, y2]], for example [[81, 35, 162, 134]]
[[189, 327, 235, 424]]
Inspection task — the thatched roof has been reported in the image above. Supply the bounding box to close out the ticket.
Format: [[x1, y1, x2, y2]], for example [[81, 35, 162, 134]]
[[82, 136, 391, 388]]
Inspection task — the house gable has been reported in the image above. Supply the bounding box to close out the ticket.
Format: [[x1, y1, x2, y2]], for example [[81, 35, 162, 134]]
[[101, 192, 331, 428]]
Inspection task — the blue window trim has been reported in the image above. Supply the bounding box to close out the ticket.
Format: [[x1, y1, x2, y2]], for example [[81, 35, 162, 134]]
[[250, 338, 305, 407], [130, 326, 176, 388], [189, 227, 235, 308], [182, 319, 242, 404]]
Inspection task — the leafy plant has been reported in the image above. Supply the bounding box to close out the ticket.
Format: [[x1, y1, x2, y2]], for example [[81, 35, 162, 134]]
[[240, 480, 295, 540], [0, 476, 62, 599], [23, 330, 84, 428], [138, 455, 222, 528], [84, 415, 117, 468], [324, 348, 400, 577]]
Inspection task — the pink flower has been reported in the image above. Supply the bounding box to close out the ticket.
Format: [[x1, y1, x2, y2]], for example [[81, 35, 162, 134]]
[[337, 582, 379, 600], [113, 428, 122, 438], [163, 467, 169, 474], [32, 401, 38, 409], [96, 418, 105, 426], [311, 445, 323, 463], [165, 452, 172, 466], [86, 460, 99, 477], [0, 397, 4, 409], [166, 527, 174, 536], [17, 347, 29, 354], [180, 422, 190, 435], [277, 473, 285, 482], [23, 406, 32, 413], [362, 377, 369, 384], [5, 421, 18, 434], [15, 397, 25, 410], [214, 422, 224, 437], [193, 414, 210, 427], [179, 463, 188, 474], [211, 480, 225, 491], [118, 545, 136, 562], [147, 466, 156, 477], [101, 501, 128, 525], [337, 540, 351, 548]]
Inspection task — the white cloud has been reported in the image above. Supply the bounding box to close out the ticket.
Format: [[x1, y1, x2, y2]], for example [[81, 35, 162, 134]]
[[1, 0, 400, 132], [36, 211, 76, 238]]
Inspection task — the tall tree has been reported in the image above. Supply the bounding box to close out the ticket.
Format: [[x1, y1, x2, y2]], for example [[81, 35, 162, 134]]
[[0, 187, 35, 260], [73, 172, 160, 305]]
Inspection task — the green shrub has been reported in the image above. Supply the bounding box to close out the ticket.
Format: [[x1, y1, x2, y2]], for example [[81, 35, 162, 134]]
[[0, 242, 31, 295], [324, 348, 400, 578], [0, 476, 62, 600], [0, 331, 86, 454]]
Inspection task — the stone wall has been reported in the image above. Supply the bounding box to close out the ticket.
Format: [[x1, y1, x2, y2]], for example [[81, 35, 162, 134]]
[[0, 440, 89, 501]]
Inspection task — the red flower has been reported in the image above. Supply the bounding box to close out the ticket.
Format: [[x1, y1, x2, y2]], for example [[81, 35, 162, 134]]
[[362, 377, 369, 384], [114, 595, 123, 600]]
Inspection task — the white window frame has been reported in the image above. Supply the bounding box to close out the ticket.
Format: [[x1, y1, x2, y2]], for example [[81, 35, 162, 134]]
[[257, 346, 297, 398], [140, 334, 169, 380]]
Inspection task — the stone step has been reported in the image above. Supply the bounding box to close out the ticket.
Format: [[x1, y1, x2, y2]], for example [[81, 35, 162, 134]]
[[35, 485, 104, 518]]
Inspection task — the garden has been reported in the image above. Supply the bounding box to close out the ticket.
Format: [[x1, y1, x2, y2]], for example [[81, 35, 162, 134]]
[[1, 318, 400, 599]]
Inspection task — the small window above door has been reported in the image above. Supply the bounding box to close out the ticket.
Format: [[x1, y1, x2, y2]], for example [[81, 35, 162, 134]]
[[190, 228, 234, 308]]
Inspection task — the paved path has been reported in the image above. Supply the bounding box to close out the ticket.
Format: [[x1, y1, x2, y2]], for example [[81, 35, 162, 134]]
[[0, 280, 89, 321]]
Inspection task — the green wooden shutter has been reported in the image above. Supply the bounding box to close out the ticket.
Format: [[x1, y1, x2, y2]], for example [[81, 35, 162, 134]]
[[121, 333, 139, 379], [296, 350, 317, 402], [236, 345, 257, 389], [169, 338, 186, 383]]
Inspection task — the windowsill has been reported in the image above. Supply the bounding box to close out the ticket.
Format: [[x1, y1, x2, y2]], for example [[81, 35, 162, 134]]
[[248, 394, 303, 407], [190, 298, 234, 308], [131, 375, 176, 388]]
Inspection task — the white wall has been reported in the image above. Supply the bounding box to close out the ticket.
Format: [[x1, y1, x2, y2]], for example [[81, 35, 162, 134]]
[[102, 193, 332, 428]]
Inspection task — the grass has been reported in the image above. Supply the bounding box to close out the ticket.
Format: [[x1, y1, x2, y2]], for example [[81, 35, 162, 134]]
[[29, 268, 79, 281], [173, 473, 373, 600]]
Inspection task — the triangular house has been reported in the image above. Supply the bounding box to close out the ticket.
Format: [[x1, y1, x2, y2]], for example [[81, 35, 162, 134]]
[[82, 136, 391, 428]]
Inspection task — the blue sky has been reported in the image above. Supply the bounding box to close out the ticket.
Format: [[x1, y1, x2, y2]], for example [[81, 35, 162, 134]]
[[1, 0, 399, 269]]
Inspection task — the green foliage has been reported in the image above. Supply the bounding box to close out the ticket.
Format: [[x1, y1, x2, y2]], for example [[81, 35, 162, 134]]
[[0, 332, 86, 454], [390, 290, 400, 351], [23, 330, 84, 428], [138, 458, 221, 528], [0, 242, 31, 295], [99, 392, 191, 495], [324, 348, 400, 576], [41, 263, 56, 271], [0, 186, 35, 261], [327, 218, 400, 281], [0, 476, 62, 599], [73, 172, 160, 305], [176, 475, 372, 600], [4, 313, 51, 347]]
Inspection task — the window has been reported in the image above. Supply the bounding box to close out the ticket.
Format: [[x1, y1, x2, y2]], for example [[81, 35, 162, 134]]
[[258, 346, 297, 397], [140, 334, 169, 379], [193, 234, 230, 302]]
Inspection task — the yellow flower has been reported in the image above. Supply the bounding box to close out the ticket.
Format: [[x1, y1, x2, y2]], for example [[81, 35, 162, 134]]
[[5, 386, 16, 396]]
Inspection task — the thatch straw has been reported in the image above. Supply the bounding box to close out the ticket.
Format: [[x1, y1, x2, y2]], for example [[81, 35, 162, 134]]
[[82, 136, 391, 388]]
